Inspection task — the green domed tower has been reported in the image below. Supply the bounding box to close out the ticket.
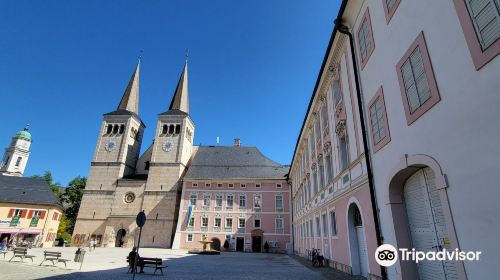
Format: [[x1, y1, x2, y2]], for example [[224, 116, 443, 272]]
[[0, 125, 32, 177]]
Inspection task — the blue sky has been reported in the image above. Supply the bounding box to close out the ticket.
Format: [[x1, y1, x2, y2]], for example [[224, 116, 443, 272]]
[[0, 0, 340, 186]]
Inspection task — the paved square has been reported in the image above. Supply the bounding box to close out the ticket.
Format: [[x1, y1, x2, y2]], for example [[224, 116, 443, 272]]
[[0, 247, 346, 280]]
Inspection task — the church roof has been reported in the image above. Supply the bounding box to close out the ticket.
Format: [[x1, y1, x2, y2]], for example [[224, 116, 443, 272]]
[[167, 61, 189, 114], [184, 146, 289, 180], [0, 175, 62, 208], [104, 60, 140, 117]]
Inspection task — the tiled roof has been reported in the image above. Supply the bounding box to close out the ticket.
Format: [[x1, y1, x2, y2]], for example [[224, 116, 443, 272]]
[[0, 175, 61, 207], [184, 146, 289, 180]]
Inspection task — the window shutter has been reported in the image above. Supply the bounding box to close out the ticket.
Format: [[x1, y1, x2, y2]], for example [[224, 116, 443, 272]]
[[40, 211, 46, 219], [28, 210, 34, 219], [466, 0, 500, 49], [7, 209, 14, 218], [20, 209, 27, 218]]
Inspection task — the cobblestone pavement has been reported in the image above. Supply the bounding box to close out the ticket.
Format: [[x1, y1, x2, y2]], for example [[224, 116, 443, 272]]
[[290, 254, 366, 280], [0, 247, 363, 280]]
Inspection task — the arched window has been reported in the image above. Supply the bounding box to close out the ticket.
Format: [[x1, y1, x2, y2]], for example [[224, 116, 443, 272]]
[[15, 157, 22, 167], [106, 124, 112, 134], [162, 124, 168, 135], [119, 124, 125, 134], [175, 124, 181, 134], [168, 125, 175, 135], [113, 125, 119, 134]]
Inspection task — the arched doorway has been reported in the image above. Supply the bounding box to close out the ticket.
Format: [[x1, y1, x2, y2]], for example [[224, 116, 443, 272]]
[[115, 229, 126, 247], [348, 203, 368, 277], [211, 238, 221, 251], [403, 167, 458, 279]]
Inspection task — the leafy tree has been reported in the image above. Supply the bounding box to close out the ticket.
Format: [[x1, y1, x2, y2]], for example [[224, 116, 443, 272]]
[[62, 176, 86, 234]]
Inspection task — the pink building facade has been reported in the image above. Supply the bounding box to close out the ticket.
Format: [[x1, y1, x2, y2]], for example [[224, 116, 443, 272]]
[[172, 146, 291, 253]]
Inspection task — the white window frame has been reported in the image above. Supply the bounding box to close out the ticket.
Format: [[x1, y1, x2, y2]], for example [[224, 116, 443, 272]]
[[214, 217, 221, 228], [238, 218, 246, 228], [225, 218, 233, 228], [201, 217, 209, 228], [186, 234, 193, 242]]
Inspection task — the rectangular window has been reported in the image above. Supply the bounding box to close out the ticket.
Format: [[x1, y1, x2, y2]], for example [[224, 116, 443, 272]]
[[214, 218, 221, 228], [190, 193, 197, 206], [383, 0, 401, 23], [370, 97, 386, 144], [205, 183, 211, 187], [226, 218, 233, 228], [255, 183, 261, 188], [187, 234, 193, 242], [321, 105, 329, 130], [202, 217, 208, 227], [316, 217, 321, 237], [254, 218, 261, 228], [333, 80, 342, 107], [238, 218, 246, 228], [397, 32, 440, 125], [239, 195, 246, 208], [357, 8, 375, 68], [216, 194, 223, 207], [275, 195, 283, 210], [309, 220, 314, 238], [227, 194, 234, 207], [322, 214, 328, 237], [339, 136, 349, 171], [325, 152, 333, 183], [203, 194, 211, 207], [330, 211, 337, 236], [192, 183, 198, 187], [465, 0, 500, 50], [217, 183, 223, 188], [228, 183, 234, 188], [276, 183, 282, 188], [276, 217, 284, 232], [188, 217, 195, 227], [318, 163, 325, 189], [454, 0, 500, 69], [368, 87, 391, 152], [240, 183, 246, 188]]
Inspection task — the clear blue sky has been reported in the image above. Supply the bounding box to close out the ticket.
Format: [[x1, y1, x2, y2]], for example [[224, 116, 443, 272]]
[[0, 0, 340, 186]]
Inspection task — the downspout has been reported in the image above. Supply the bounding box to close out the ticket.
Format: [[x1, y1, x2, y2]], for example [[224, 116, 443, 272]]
[[334, 18, 387, 280]]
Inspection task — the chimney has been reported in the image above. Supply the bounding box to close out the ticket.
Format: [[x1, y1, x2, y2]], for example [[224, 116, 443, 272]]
[[234, 138, 241, 147]]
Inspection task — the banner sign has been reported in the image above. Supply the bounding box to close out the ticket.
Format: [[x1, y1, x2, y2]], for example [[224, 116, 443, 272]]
[[10, 215, 20, 227], [29, 216, 40, 227]]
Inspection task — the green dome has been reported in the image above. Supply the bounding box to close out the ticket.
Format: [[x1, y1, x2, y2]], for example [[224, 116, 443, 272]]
[[15, 129, 31, 141]]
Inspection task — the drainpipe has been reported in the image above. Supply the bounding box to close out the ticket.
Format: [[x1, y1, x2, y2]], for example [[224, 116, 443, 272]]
[[334, 18, 387, 280]]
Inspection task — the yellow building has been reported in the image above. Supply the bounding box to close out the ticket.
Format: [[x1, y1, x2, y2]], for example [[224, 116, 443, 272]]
[[0, 175, 63, 248]]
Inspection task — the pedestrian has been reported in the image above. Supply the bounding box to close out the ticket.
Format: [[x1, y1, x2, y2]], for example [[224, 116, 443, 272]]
[[128, 247, 144, 273], [92, 239, 96, 251]]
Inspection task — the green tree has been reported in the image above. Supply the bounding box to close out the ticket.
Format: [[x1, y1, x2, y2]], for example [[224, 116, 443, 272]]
[[62, 176, 86, 234]]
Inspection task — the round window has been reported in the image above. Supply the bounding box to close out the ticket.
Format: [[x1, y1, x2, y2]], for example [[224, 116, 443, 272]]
[[124, 192, 135, 203]]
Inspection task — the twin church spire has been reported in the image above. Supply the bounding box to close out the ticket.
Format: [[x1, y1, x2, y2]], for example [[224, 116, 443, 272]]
[[115, 58, 189, 115]]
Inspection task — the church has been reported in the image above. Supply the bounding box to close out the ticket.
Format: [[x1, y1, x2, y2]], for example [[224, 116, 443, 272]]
[[72, 60, 291, 251]]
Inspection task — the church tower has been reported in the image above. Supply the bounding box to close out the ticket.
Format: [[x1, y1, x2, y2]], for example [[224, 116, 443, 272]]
[[141, 61, 195, 247], [0, 126, 32, 177], [73, 60, 145, 245]]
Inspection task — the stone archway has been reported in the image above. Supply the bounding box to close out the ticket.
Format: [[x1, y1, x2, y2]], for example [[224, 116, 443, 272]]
[[386, 154, 466, 280], [115, 229, 126, 247]]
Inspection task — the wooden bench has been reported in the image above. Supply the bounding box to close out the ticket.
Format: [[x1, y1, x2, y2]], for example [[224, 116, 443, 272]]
[[39, 251, 71, 267], [9, 247, 35, 263], [127, 256, 168, 275]]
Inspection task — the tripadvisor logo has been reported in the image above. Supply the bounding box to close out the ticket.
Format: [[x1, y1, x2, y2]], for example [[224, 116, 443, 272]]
[[375, 244, 482, 267]]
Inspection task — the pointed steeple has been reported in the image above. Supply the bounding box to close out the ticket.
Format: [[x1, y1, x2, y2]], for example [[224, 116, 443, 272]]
[[168, 61, 189, 114], [117, 60, 140, 114]]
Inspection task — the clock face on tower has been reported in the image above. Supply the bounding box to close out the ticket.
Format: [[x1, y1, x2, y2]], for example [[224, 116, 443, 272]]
[[104, 141, 117, 152], [162, 140, 174, 152]]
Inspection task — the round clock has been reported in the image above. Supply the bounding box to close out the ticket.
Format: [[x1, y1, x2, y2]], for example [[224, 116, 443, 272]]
[[105, 141, 117, 152], [162, 140, 174, 152]]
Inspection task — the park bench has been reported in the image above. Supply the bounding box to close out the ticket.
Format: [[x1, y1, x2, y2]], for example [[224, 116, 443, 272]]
[[39, 251, 71, 267], [9, 247, 35, 263], [127, 256, 168, 275]]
